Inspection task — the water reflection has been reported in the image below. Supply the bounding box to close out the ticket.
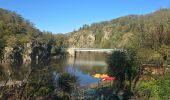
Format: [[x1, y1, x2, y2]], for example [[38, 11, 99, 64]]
[[0, 53, 109, 86], [0, 63, 30, 81], [52, 53, 108, 86]]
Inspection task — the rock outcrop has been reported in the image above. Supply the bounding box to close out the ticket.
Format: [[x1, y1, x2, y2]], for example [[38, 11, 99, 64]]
[[67, 15, 137, 48]]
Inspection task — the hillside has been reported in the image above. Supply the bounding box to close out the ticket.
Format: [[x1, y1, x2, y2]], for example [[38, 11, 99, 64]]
[[0, 8, 65, 64], [67, 9, 170, 49], [0, 8, 170, 63]]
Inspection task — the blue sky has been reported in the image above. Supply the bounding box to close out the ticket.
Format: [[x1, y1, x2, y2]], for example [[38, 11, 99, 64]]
[[0, 0, 170, 33]]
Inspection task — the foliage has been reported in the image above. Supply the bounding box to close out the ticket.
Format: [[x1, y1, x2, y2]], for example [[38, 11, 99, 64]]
[[57, 73, 79, 94], [0, 8, 66, 65], [1, 7, 170, 100], [107, 51, 128, 79], [106, 49, 142, 99], [18, 67, 55, 99], [68, 8, 170, 65], [135, 73, 170, 100], [166, 57, 170, 65]]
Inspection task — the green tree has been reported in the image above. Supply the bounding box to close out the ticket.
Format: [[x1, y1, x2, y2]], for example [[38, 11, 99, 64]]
[[107, 50, 142, 97], [107, 51, 129, 90]]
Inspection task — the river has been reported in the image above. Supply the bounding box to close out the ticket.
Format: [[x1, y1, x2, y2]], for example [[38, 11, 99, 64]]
[[0, 52, 109, 87]]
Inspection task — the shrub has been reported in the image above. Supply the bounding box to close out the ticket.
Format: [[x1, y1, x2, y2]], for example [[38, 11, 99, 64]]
[[57, 73, 78, 94], [136, 73, 170, 100], [106, 49, 142, 99]]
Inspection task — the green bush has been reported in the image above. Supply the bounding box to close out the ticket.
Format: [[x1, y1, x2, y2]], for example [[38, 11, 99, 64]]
[[107, 51, 128, 79], [57, 73, 79, 94], [166, 57, 170, 65], [136, 73, 170, 100], [106, 49, 140, 89]]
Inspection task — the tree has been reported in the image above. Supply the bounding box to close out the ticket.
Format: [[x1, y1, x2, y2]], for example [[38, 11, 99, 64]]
[[107, 51, 128, 90], [106, 50, 142, 98]]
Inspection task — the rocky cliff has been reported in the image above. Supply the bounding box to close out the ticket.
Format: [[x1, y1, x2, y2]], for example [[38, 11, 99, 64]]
[[67, 15, 138, 48], [67, 9, 170, 49]]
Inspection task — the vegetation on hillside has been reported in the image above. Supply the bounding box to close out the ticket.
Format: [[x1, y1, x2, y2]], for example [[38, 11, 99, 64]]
[[69, 10, 166, 53], [68, 8, 170, 66], [0, 7, 170, 100], [0, 8, 67, 65]]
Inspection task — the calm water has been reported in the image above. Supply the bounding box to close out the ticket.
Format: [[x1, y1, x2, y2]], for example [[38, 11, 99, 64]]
[[0, 53, 109, 86]]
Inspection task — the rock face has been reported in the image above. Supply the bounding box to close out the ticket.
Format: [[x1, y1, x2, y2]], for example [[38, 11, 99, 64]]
[[4, 47, 13, 63], [23, 43, 32, 62], [67, 16, 137, 48], [66, 48, 76, 56], [68, 30, 96, 48], [3, 43, 32, 64], [65, 9, 170, 49]]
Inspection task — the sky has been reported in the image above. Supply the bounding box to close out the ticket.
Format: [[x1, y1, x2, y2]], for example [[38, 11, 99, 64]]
[[0, 0, 170, 33]]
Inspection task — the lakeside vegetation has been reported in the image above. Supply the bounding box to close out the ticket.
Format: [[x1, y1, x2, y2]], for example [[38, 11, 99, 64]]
[[0, 8, 170, 100]]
